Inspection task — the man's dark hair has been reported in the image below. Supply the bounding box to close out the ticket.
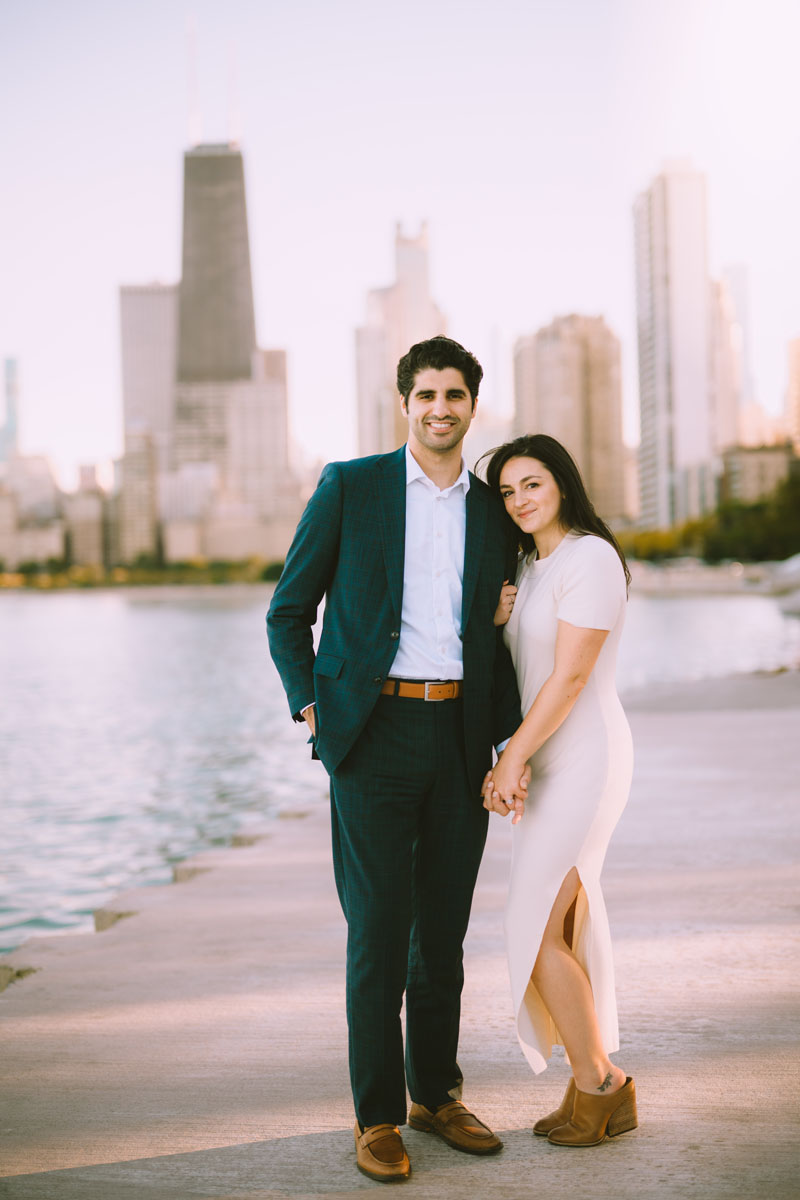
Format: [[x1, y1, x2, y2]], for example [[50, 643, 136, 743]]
[[481, 433, 631, 589], [397, 337, 483, 407]]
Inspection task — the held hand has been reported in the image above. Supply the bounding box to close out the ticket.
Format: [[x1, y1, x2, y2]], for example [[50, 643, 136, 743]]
[[510, 761, 531, 825], [493, 581, 518, 627], [482, 769, 512, 817], [482, 759, 530, 823], [490, 752, 529, 824]]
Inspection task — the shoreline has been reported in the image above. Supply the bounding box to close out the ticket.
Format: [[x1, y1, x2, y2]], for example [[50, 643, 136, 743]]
[[1, 668, 798, 962], [1, 670, 798, 1196], [0, 580, 276, 598], [1, 557, 799, 601]]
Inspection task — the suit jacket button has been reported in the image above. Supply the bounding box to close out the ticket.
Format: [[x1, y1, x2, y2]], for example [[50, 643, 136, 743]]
[[390, 631, 399, 639], [373, 676, 383, 684]]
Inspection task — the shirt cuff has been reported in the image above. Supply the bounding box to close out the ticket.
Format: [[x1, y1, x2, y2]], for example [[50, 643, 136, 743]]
[[301, 702, 315, 716], [495, 738, 510, 755]]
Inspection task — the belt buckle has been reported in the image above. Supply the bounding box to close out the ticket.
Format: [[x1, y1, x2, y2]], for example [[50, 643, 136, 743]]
[[424, 681, 446, 701]]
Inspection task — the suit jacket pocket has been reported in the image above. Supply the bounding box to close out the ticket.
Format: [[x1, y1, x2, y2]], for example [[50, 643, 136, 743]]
[[313, 651, 345, 679]]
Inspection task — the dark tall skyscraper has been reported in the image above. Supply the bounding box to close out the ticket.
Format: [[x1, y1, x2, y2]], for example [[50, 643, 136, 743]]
[[177, 144, 257, 383], [119, 140, 300, 563]]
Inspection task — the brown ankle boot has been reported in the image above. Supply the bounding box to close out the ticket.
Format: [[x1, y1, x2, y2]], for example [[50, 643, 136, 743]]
[[532, 1079, 576, 1136], [547, 1077, 637, 1147]]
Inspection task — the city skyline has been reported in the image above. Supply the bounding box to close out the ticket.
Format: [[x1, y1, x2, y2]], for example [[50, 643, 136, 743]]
[[2, 0, 799, 488]]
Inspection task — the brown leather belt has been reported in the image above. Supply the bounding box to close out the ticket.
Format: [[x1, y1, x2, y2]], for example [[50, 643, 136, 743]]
[[381, 679, 463, 701]]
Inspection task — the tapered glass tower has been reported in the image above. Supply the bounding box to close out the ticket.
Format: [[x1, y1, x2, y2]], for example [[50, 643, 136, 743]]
[[177, 144, 257, 383]]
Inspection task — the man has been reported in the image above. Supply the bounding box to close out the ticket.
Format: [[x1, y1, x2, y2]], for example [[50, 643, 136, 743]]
[[267, 337, 526, 1183]]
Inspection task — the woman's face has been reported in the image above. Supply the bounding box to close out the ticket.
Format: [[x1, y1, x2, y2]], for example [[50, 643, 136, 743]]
[[498, 456, 564, 539]]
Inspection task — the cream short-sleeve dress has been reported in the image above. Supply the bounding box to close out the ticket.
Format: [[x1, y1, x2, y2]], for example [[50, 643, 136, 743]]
[[503, 531, 633, 1073]]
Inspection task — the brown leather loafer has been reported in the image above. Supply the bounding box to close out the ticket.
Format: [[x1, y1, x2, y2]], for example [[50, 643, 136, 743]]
[[354, 1122, 411, 1182], [408, 1100, 503, 1155]]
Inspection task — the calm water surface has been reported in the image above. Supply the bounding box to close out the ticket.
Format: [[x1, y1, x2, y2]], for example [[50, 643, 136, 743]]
[[1, 584, 798, 953]]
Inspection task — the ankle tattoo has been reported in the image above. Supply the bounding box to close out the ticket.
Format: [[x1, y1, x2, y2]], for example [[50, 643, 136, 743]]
[[597, 1072, 613, 1092]]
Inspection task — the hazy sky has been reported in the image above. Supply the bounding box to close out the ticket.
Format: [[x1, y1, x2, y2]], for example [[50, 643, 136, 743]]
[[2, 0, 798, 487]]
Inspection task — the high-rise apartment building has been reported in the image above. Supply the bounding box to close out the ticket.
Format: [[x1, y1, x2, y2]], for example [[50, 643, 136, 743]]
[[4, 454, 60, 523], [722, 264, 755, 410], [721, 444, 794, 505], [0, 362, 70, 567], [356, 223, 447, 456], [118, 284, 177, 559], [709, 278, 742, 454], [0, 359, 19, 464], [514, 315, 626, 523], [634, 162, 716, 528], [787, 337, 800, 454], [118, 432, 157, 563], [120, 284, 178, 474], [63, 491, 105, 566]]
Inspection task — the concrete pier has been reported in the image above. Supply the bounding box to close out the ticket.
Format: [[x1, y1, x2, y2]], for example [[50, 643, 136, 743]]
[[1, 672, 798, 1199]]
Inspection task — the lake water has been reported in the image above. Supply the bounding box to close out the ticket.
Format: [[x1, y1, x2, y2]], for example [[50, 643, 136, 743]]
[[2, 585, 799, 954]]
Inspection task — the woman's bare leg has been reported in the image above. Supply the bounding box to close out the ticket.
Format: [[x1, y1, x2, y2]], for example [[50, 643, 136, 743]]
[[531, 867, 626, 1095]]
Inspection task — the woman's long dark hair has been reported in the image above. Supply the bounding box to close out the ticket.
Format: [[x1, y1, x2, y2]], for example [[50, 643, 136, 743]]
[[480, 434, 631, 590]]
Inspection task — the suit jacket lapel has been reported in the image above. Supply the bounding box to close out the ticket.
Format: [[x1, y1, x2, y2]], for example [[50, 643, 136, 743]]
[[462, 474, 487, 631], [376, 447, 407, 623]]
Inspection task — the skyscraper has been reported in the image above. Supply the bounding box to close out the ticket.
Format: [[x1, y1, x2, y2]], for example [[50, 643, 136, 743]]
[[172, 145, 298, 544], [118, 432, 157, 563], [0, 359, 19, 464], [633, 161, 716, 528], [787, 337, 800, 453], [709, 278, 742, 454], [356, 223, 447, 456], [721, 264, 756, 411], [120, 284, 178, 474], [176, 145, 256, 383], [514, 315, 626, 523], [173, 143, 257, 483], [118, 142, 299, 562]]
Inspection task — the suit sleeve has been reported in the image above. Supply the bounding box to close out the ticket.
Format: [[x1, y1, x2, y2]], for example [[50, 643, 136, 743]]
[[492, 529, 523, 747], [266, 462, 343, 721], [492, 627, 522, 748]]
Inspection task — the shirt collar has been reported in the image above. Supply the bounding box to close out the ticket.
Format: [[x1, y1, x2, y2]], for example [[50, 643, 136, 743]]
[[405, 443, 471, 496]]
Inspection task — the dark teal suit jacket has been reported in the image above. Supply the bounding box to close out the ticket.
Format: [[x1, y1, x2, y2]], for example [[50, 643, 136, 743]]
[[267, 446, 522, 796]]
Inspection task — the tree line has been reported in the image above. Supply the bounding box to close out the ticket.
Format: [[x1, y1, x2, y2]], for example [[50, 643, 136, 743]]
[[618, 470, 800, 563]]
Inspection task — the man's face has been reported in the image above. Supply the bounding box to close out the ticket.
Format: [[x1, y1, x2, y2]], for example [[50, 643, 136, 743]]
[[402, 367, 477, 455]]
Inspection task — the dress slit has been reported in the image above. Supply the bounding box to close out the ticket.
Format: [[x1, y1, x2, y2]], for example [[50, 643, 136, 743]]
[[507, 847, 619, 1075]]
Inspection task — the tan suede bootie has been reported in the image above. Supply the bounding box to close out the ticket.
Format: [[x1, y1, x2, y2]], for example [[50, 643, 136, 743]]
[[547, 1076, 637, 1147], [532, 1078, 576, 1136]]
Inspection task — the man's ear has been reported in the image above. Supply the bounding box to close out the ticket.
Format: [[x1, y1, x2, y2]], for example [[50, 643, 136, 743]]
[[400, 396, 408, 415]]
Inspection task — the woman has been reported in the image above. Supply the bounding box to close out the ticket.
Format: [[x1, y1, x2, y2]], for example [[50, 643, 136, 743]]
[[482, 434, 637, 1147]]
